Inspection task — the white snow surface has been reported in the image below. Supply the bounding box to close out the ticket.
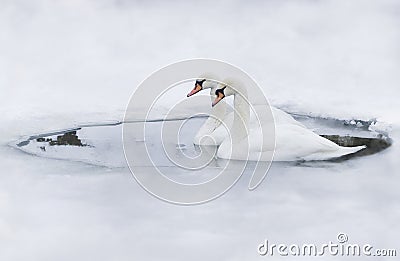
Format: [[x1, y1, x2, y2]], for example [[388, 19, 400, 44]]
[[1, 1, 399, 260]]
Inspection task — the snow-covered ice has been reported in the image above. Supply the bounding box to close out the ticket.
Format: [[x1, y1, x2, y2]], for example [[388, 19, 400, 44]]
[[1, 0, 399, 260]]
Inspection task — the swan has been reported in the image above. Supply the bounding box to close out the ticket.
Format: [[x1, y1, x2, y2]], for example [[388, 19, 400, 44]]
[[187, 77, 305, 146], [211, 79, 366, 161]]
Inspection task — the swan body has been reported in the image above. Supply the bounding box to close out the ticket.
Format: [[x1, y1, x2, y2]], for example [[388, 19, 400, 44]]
[[217, 121, 365, 161], [194, 106, 306, 146], [212, 78, 366, 161]]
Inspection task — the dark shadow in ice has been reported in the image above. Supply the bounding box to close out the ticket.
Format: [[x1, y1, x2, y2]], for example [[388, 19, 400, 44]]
[[16, 128, 82, 147], [36, 131, 87, 147], [320, 134, 392, 162]]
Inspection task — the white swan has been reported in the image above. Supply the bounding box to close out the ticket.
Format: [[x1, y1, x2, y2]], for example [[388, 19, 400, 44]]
[[187, 77, 305, 146], [211, 79, 366, 161]]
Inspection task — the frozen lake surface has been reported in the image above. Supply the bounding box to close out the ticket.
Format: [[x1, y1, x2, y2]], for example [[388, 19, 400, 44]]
[[10, 113, 391, 168], [1, 112, 399, 260]]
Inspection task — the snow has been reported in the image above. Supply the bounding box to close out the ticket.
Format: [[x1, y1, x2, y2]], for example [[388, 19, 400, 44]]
[[0, 0, 399, 260]]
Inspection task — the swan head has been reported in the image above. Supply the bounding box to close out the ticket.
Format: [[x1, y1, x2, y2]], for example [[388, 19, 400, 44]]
[[187, 73, 219, 97], [187, 79, 205, 97], [187, 79, 220, 97], [212, 86, 226, 107], [212, 84, 236, 107], [212, 78, 244, 106]]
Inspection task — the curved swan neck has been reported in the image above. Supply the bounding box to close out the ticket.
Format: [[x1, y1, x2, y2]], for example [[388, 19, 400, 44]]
[[232, 92, 250, 140]]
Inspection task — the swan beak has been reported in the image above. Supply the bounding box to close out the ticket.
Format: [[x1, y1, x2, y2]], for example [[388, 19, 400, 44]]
[[187, 84, 202, 97], [212, 93, 225, 107]]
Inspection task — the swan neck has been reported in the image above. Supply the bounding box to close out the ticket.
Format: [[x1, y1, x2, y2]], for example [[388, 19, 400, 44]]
[[232, 93, 249, 140], [195, 96, 226, 139]]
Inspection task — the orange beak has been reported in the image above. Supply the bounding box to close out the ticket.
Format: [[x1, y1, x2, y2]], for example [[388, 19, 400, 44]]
[[187, 84, 202, 97], [212, 92, 225, 107]]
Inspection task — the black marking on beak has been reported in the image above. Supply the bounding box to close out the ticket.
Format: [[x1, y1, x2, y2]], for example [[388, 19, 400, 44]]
[[215, 86, 226, 98], [212, 86, 226, 107], [187, 79, 206, 97]]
